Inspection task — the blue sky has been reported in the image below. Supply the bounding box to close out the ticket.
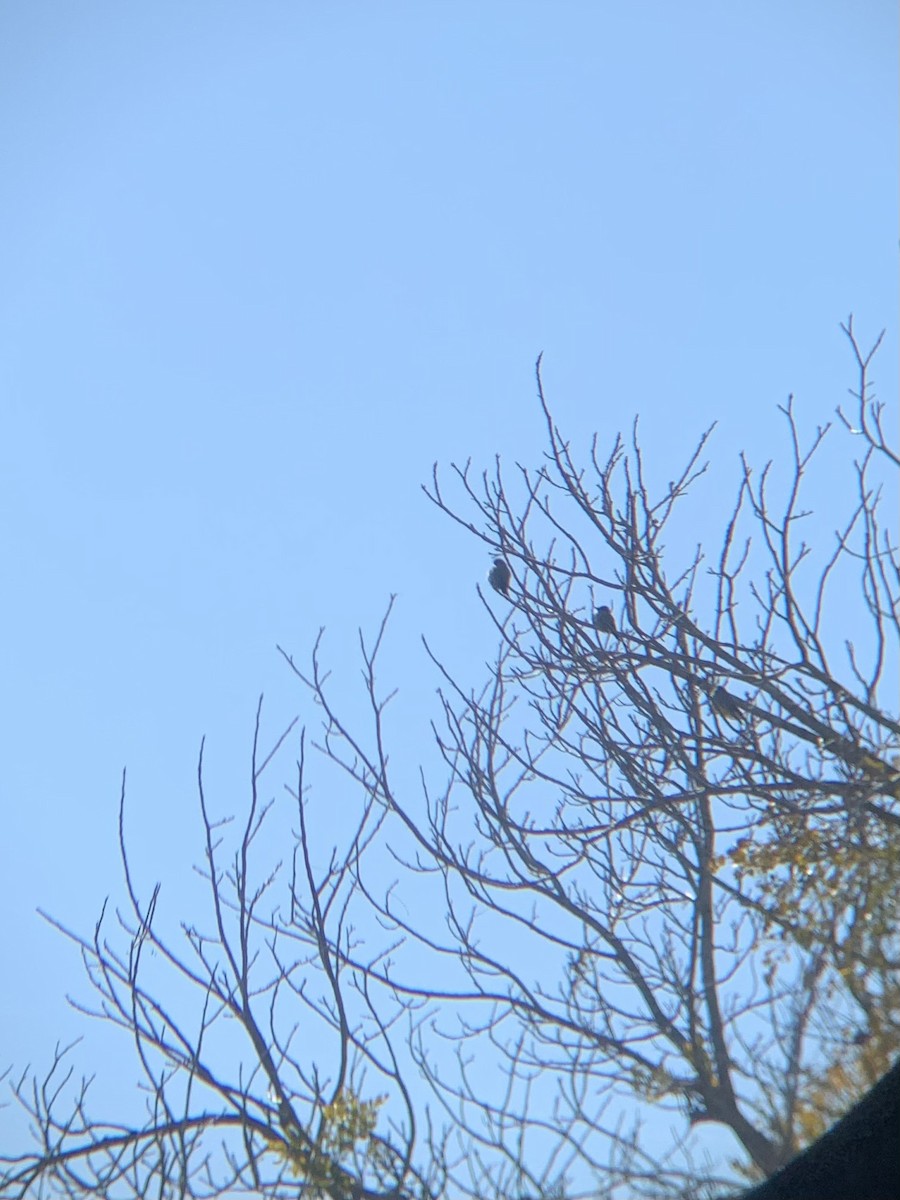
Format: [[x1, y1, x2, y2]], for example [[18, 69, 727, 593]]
[[0, 0, 896, 1180]]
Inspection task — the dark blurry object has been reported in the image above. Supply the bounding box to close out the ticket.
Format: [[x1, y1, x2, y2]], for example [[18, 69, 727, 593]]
[[712, 685, 743, 721], [488, 558, 511, 596], [592, 605, 617, 635], [724, 1057, 900, 1200]]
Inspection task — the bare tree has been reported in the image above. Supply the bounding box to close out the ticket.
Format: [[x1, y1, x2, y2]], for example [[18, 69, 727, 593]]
[[279, 319, 899, 1197], [3, 321, 897, 1200], [2, 711, 439, 1200]]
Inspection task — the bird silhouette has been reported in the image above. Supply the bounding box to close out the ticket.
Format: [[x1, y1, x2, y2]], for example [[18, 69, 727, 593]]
[[711, 686, 742, 721], [592, 605, 617, 635], [488, 558, 511, 596]]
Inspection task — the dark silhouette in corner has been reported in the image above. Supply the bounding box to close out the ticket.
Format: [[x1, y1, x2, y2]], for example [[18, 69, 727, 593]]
[[726, 1057, 899, 1200]]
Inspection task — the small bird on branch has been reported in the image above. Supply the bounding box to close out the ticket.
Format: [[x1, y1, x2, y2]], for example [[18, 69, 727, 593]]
[[592, 605, 617, 636], [711, 686, 743, 721], [488, 557, 511, 596]]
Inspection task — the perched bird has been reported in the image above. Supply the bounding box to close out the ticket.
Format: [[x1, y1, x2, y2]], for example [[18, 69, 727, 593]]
[[592, 605, 617, 636], [278, 1097, 300, 1136], [488, 557, 511, 596], [711, 685, 742, 721]]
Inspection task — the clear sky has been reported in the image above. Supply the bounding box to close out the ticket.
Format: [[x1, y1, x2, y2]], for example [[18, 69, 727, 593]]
[[0, 0, 896, 1179]]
